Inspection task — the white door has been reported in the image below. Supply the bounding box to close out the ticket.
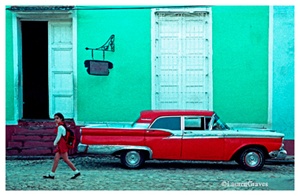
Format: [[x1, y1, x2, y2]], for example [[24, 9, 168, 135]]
[[48, 21, 74, 118], [153, 11, 211, 110]]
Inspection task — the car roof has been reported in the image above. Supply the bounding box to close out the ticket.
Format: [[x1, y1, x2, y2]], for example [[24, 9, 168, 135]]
[[137, 110, 215, 123]]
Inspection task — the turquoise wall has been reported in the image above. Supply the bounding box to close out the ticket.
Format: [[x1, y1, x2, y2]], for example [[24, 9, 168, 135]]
[[77, 9, 152, 122], [272, 6, 294, 139], [212, 6, 269, 123], [5, 10, 14, 121]]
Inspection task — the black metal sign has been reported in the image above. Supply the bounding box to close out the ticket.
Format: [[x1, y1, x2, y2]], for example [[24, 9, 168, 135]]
[[85, 34, 115, 60], [84, 60, 113, 76], [85, 35, 115, 76]]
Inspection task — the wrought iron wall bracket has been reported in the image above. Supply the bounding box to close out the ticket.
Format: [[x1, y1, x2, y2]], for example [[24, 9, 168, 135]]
[[85, 34, 115, 60]]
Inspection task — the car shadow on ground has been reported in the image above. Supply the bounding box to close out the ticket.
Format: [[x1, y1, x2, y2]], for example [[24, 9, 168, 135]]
[[144, 160, 241, 170], [73, 155, 294, 172], [74, 156, 242, 171]]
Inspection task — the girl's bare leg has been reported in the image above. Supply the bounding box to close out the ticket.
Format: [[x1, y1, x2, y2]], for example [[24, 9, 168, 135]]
[[51, 152, 61, 173], [61, 152, 77, 171]]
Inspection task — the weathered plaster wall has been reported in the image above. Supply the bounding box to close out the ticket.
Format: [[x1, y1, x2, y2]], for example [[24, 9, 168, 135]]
[[272, 6, 294, 139]]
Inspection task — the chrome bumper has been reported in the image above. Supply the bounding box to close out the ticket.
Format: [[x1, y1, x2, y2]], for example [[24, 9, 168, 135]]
[[77, 143, 89, 153], [269, 146, 287, 159]]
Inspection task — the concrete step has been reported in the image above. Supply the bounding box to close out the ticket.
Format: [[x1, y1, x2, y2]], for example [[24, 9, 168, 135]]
[[11, 134, 55, 141], [6, 119, 80, 156], [13, 128, 56, 135], [6, 147, 55, 156], [8, 140, 54, 148]]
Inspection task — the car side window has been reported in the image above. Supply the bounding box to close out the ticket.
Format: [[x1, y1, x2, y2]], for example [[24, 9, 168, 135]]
[[184, 117, 204, 130], [150, 117, 181, 130], [184, 117, 212, 130]]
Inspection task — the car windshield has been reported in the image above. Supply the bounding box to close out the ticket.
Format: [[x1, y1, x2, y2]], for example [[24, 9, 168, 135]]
[[131, 117, 140, 127], [131, 117, 150, 129], [209, 114, 230, 130]]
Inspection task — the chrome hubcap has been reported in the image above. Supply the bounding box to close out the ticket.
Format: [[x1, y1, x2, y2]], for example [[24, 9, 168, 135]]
[[245, 152, 260, 167], [125, 151, 140, 166]]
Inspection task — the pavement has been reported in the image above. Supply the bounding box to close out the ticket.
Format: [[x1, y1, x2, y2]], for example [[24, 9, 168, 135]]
[[5, 155, 295, 191]]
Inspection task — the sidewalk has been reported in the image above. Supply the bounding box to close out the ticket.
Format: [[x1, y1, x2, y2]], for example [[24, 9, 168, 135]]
[[5, 155, 294, 190]]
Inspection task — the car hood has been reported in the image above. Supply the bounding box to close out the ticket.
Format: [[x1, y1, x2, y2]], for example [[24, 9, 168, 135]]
[[227, 127, 285, 138], [232, 127, 275, 132]]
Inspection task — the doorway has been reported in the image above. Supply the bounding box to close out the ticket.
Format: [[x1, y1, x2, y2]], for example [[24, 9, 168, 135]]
[[21, 21, 49, 119], [152, 10, 212, 110]]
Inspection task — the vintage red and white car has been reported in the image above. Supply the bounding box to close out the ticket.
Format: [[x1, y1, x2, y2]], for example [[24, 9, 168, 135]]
[[78, 110, 287, 171]]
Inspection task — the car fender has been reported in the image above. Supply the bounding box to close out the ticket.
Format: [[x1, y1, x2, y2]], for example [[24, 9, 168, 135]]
[[78, 143, 153, 159]]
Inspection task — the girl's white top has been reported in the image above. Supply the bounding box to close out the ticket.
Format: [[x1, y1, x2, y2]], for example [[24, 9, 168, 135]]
[[53, 125, 66, 146]]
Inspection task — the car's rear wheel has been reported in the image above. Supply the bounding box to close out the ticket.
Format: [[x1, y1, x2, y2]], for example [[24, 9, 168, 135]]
[[120, 150, 145, 169], [239, 147, 265, 171]]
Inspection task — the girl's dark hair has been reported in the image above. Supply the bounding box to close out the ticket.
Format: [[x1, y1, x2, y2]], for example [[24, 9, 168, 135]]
[[54, 112, 65, 121]]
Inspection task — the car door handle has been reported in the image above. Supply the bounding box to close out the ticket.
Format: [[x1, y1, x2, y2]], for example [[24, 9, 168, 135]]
[[184, 131, 193, 134]]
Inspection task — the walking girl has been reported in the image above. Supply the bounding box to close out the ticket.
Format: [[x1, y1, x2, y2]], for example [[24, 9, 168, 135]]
[[43, 112, 80, 179]]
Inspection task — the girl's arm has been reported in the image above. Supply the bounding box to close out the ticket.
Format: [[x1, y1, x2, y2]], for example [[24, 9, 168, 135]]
[[53, 125, 66, 146]]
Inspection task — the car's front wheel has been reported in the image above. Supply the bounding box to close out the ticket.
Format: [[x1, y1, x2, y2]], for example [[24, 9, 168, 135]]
[[120, 150, 145, 169], [239, 147, 265, 171]]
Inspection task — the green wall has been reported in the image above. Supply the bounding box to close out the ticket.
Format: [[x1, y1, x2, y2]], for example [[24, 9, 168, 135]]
[[6, 10, 14, 121], [5, 6, 270, 125], [212, 6, 269, 123], [76, 9, 152, 122], [76, 6, 270, 124]]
